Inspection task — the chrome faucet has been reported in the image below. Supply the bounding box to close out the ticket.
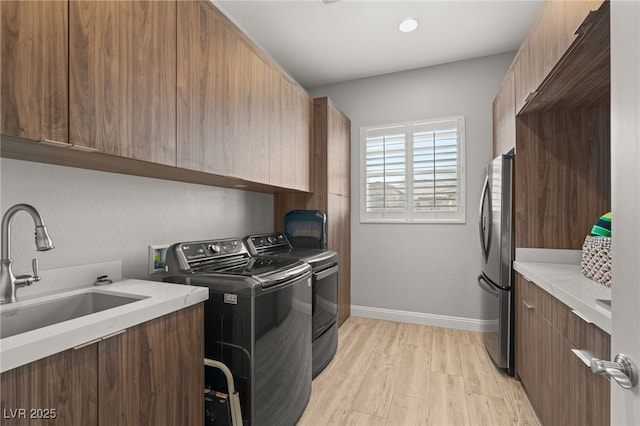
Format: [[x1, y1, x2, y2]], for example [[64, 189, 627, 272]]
[[1, 204, 54, 304]]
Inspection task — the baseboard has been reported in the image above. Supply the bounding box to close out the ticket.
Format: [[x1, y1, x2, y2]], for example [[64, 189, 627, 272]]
[[350, 305, 494, 332]]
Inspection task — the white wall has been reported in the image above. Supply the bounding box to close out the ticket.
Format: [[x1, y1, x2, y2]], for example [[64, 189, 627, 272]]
[[0, 158, 273, 281], [309, 52, 515, 329]]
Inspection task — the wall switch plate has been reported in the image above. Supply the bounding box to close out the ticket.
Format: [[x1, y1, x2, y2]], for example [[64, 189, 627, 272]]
[[148, 244, 169, 275]]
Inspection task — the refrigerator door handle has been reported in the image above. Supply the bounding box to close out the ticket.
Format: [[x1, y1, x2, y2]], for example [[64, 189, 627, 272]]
[[478, 175, 492, 262], [477, 275, 499, 297]]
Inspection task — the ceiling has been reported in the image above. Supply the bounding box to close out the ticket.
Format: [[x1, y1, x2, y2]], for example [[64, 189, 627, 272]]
[[215, 0, 542, 89]]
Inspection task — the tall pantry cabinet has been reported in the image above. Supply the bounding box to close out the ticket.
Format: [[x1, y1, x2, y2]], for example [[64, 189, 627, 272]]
[[275, 97, 352, 326]]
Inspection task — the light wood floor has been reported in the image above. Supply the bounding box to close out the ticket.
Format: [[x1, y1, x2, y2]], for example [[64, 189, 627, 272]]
[[298, 316, 541, 426]]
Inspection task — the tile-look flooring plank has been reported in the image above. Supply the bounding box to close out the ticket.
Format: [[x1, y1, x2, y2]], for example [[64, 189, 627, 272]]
[[299, 317, 541, 426]]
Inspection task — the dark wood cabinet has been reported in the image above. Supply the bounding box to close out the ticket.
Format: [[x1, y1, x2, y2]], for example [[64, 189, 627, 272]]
[[176, 0, 309, 190], [2, 0, 311, 194], [269, 73, 311, 191], [0, 344, 97, 426], [0, 304, 204, 426], [98, 304, 204, 426], [69, 0, 177, 166], [492, 68, 515, 156], [515, 273, 610, 426], [275, 97, 351, 325], [514, 0, 605, 114], [1, 1, 68, 143]]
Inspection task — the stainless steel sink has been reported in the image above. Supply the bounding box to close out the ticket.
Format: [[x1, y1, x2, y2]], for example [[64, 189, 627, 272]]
[[0, 291, 148, 339]]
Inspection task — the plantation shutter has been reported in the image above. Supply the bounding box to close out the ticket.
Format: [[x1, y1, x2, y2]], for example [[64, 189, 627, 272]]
[[412, 120, 460, 213], [364, 126, 407, 216], [361, 116, 465, 223]]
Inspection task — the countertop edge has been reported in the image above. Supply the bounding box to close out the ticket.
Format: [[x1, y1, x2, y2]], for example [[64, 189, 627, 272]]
[[1, 279, 208, 373], [513, 261, 611, 334]]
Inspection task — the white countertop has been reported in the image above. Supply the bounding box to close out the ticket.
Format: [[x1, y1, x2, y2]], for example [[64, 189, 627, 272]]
[[1, 277, 208, 373], [513, 249, 612, 334]]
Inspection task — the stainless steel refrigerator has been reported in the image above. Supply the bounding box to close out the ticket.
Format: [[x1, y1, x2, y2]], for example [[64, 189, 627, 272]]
[[477, 149, 514, 376]]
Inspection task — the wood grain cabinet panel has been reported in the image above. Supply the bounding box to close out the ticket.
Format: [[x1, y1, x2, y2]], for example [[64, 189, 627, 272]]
[[514, 107, 610, 250], [232, 43, 270, 183], [69, 1, 176, 166], [492, 68, 515, 156], [274, 97, 351, 324], [515, 0, 605, 114], [0, 344, 98, 426], [270, 73, 311, 191], [1, 1, 68, 143], [177, 0, 234, 176], [515, 273, 610, 426], [327, 103, 351, 196], [0, 305, 203, 426], [98, 304, 204, 426], [328, 193, 351, 325]]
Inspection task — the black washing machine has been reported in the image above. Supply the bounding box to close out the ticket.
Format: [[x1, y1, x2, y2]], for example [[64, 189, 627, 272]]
[[244, 233, 338, 378], [163, 238, 312, 426]]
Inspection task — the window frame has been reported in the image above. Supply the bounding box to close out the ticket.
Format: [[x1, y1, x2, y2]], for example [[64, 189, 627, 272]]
[[359, 115, 466, 224]]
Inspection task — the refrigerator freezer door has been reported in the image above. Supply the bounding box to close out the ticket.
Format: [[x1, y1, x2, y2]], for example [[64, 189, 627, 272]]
[[477, 274, 512, 374], [479, 154, 513, 290]]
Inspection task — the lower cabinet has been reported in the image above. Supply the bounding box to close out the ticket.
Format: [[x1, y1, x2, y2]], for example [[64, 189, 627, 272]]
[[0, 303, 204, 426], [515, 273, 610, 426]]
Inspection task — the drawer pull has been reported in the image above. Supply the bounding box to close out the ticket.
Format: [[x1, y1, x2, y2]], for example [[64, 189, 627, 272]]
[[73, 329, 127, 350], [572, 349, 594, 367], [522, 300, 535, 310], [571, 309, 593, 324], [74, 337, 102, 350]]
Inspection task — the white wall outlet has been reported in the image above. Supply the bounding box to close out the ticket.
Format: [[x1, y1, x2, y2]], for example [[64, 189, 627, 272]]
[[148, 244, 169, 275]]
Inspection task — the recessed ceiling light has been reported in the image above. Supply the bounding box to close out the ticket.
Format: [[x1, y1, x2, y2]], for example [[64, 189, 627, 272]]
[[398, 18, 419, 33]]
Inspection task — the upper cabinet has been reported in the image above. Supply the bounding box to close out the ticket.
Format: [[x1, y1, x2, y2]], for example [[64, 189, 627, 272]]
[[176, 0, 309, 190], [176, 0, 236, 177], [2, 0, 310, 194], [326, 100, 351, 197], [506, 0, 611, 250], [69, 1, 177, 166], [270, 74, 311, 191], [1, 1, 68, 143], [514, 0, 605, 114], [492, 68, 516, 156]]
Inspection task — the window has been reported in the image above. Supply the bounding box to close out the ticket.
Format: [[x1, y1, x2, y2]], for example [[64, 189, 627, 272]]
[[360, 116, 465, 223]]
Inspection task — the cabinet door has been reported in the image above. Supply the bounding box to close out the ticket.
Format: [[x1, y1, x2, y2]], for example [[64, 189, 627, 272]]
[[232, 44, 270, 183], [293, 88, 311, 192], [177, 0, 233, 176], [514, 9, 547, 113], [492, 69, 515, 156], [327, 103, 351, 197], [271, 75, 310, 191], [328, 193, 350, 325], [1, 1, 68, 143], [516, 273, 553, 425], [0, 344, 97, 426], [69, 1, 176, 166], [546, 0, 605, 72], [98, 304, 204, 426]]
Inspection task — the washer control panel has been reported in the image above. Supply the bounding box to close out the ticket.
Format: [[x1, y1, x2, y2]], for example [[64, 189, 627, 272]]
[[180, 239, 246, 261], [246, 233, 290, 254]]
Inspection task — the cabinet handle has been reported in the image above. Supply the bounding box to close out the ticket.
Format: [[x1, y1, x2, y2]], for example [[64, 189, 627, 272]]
[[73, 337, 102, 350], [101, 329, 127, 340], [73, 329, 127, 350], [522, 300, 535, 310], [524, 91, 538, 104], [572, 349, 594, 367], [40, 139, 72, 148], [571, 309, 593, 324]]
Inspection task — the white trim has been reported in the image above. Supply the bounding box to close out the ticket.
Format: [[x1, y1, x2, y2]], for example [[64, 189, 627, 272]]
[[360, 116, 466, 224], [350, 305, 495, 333]]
